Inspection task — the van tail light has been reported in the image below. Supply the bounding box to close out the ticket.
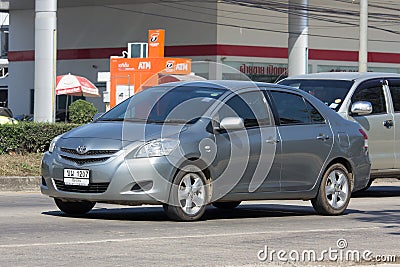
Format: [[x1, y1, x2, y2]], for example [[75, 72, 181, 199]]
[[358, 129, 368, 149]]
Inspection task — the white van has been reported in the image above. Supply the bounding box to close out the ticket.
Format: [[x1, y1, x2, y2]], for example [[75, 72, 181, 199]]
[[279, 72, 400, 189]]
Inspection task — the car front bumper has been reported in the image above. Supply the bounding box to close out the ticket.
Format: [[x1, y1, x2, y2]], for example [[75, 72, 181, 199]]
[[41, 150, 177, 205]]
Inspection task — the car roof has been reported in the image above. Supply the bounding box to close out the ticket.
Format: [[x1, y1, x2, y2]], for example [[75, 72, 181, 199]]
[[154, 80, 299, 93], [283, 72, 400, 81]]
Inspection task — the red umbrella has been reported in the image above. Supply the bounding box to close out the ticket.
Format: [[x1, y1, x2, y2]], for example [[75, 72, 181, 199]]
[[56, 73, 100, 122], [56, 73, 100, 97]]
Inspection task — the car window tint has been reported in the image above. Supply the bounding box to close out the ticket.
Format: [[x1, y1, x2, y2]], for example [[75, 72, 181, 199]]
[[352, 82, 386, 115], [218, 91, 271, 127], [270, 91, 311, 125], [305, 100, 325, 123], [388, 79, 400, 112]]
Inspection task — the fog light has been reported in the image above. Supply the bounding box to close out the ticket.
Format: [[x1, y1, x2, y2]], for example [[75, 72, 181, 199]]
[[131, 181, 153, 192]]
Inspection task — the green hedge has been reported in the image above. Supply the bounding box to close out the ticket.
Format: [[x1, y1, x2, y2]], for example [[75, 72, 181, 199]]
[[0, 122, 80, 154], [69, 99, 98, 124]]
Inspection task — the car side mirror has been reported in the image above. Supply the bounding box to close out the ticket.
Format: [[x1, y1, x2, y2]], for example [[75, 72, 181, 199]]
[[218, 117, 245, 130], [93, 112, 104, 121], [351, 101, 372, 116]]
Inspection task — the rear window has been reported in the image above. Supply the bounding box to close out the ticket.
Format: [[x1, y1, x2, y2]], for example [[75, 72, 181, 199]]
[[278, 79, 354, 111]]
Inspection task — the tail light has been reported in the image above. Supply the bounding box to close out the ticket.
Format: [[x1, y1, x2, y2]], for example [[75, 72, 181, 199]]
[[358, 129, 368, 149]]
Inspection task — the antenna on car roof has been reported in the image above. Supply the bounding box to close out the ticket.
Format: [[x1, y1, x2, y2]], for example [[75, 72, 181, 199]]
[[273, 68, 288, 83]]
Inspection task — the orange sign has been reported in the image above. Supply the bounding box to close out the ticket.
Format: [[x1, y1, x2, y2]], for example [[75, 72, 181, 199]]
[[110, 58, 191, 74], [109, 57, 191, 107], [148, 29, 165, 58], [109, 29, 193, 108]]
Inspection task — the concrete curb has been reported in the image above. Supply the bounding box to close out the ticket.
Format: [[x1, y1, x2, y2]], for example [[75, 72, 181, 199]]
[[0, 176, 41, 192]]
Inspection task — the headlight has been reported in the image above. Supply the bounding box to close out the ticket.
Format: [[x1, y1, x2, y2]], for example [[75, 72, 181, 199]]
[[49, 135, 62, 153], [135, 139, 179, 158]]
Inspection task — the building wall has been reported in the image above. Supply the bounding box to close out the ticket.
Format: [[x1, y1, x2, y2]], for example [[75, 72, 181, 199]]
[[7, 0, 400, 115], [8, 10, 34, 115]]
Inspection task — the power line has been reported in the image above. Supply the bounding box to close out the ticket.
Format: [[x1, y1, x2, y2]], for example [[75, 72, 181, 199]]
[[159, 1, 363, 29], [102, 3, 400, 43], [222, 0, 400, 35]]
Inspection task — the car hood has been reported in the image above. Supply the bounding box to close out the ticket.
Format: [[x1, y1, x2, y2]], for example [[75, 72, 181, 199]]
[[61, 121, 188, 142]]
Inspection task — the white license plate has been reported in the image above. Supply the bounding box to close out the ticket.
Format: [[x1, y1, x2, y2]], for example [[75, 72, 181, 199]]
[[64, 169, 90, 186]]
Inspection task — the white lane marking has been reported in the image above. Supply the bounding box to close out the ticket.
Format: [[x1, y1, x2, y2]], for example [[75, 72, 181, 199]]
[[0, 226, 380, 248]]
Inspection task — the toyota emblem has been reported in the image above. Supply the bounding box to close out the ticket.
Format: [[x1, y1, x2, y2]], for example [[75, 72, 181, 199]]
[[76, 145, 87, 155]]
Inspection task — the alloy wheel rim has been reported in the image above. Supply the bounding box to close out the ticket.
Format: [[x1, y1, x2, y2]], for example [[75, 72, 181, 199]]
[[325, 169, 349, 209], [178, 173, 205, 215]]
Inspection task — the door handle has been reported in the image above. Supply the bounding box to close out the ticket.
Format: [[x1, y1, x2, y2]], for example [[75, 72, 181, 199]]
[[383, 120, 394, 129], [316, 134, 330, 141], [266, 138, 280, 144]]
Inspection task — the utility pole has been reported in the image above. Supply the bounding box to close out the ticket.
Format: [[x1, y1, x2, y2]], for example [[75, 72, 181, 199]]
[[358, 0, 368, 72], [288, 0, 309, 77], [34, 0, 57, 122]]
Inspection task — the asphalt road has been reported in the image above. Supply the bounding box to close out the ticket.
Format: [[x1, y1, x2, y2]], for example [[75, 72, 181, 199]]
[[0, 184, 399, 267]]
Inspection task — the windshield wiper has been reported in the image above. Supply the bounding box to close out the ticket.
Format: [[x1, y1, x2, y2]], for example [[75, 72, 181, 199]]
[[146, 119, 190, 124], [98, 118, 197, 124], [124, 118, 148, 122], [98, 118, 148, 122], [97, 118, 124, 122]]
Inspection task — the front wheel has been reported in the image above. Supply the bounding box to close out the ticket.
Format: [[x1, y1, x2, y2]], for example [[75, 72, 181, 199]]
[[311, 163, 351, 215], [54, 198, 95, 215], [164, 169, 209, 221]]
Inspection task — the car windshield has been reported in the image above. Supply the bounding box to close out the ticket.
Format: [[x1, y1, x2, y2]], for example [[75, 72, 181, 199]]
[[278, 79, 354, 111], [98, 86, 226, 124], [0, 107, 13, 118]]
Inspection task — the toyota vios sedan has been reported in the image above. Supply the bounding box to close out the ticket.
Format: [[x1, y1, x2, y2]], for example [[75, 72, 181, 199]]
[[41, 81, 370, 221]]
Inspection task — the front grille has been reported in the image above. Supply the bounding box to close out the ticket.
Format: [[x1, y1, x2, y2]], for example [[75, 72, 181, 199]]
[[60, 155, 109, 165], [53, 179, 109, 193], [60, 147, 118, 156]]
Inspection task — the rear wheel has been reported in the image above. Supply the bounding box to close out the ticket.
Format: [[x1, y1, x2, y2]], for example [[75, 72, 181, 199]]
[[164, 169, 208, 221], [311, 163, 351, 215], [212, 201, 241, 210], [54, 198, 95, 215]]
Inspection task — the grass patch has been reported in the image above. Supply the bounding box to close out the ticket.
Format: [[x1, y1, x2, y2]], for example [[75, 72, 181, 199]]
[[0, 153, 42, 176]]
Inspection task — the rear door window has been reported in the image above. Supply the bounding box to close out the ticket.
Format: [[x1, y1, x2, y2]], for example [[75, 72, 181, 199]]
[[305, 101, 325, 123], [269, 91, 325, 125]]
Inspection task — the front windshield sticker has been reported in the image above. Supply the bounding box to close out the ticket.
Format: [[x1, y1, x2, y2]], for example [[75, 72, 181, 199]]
[[335, 98, 342, 104], [329, 103, 339, 109]]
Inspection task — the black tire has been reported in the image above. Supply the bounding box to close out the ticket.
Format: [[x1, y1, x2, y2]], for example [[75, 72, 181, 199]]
[[212, 201, 241, 210], [54, 198, 95, 215], [164, 168, 209, 221], [311, 163, 351, 215]]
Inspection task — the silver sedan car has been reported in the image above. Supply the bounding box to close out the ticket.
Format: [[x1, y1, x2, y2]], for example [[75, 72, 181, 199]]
[[41, 81, 370, 221]]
